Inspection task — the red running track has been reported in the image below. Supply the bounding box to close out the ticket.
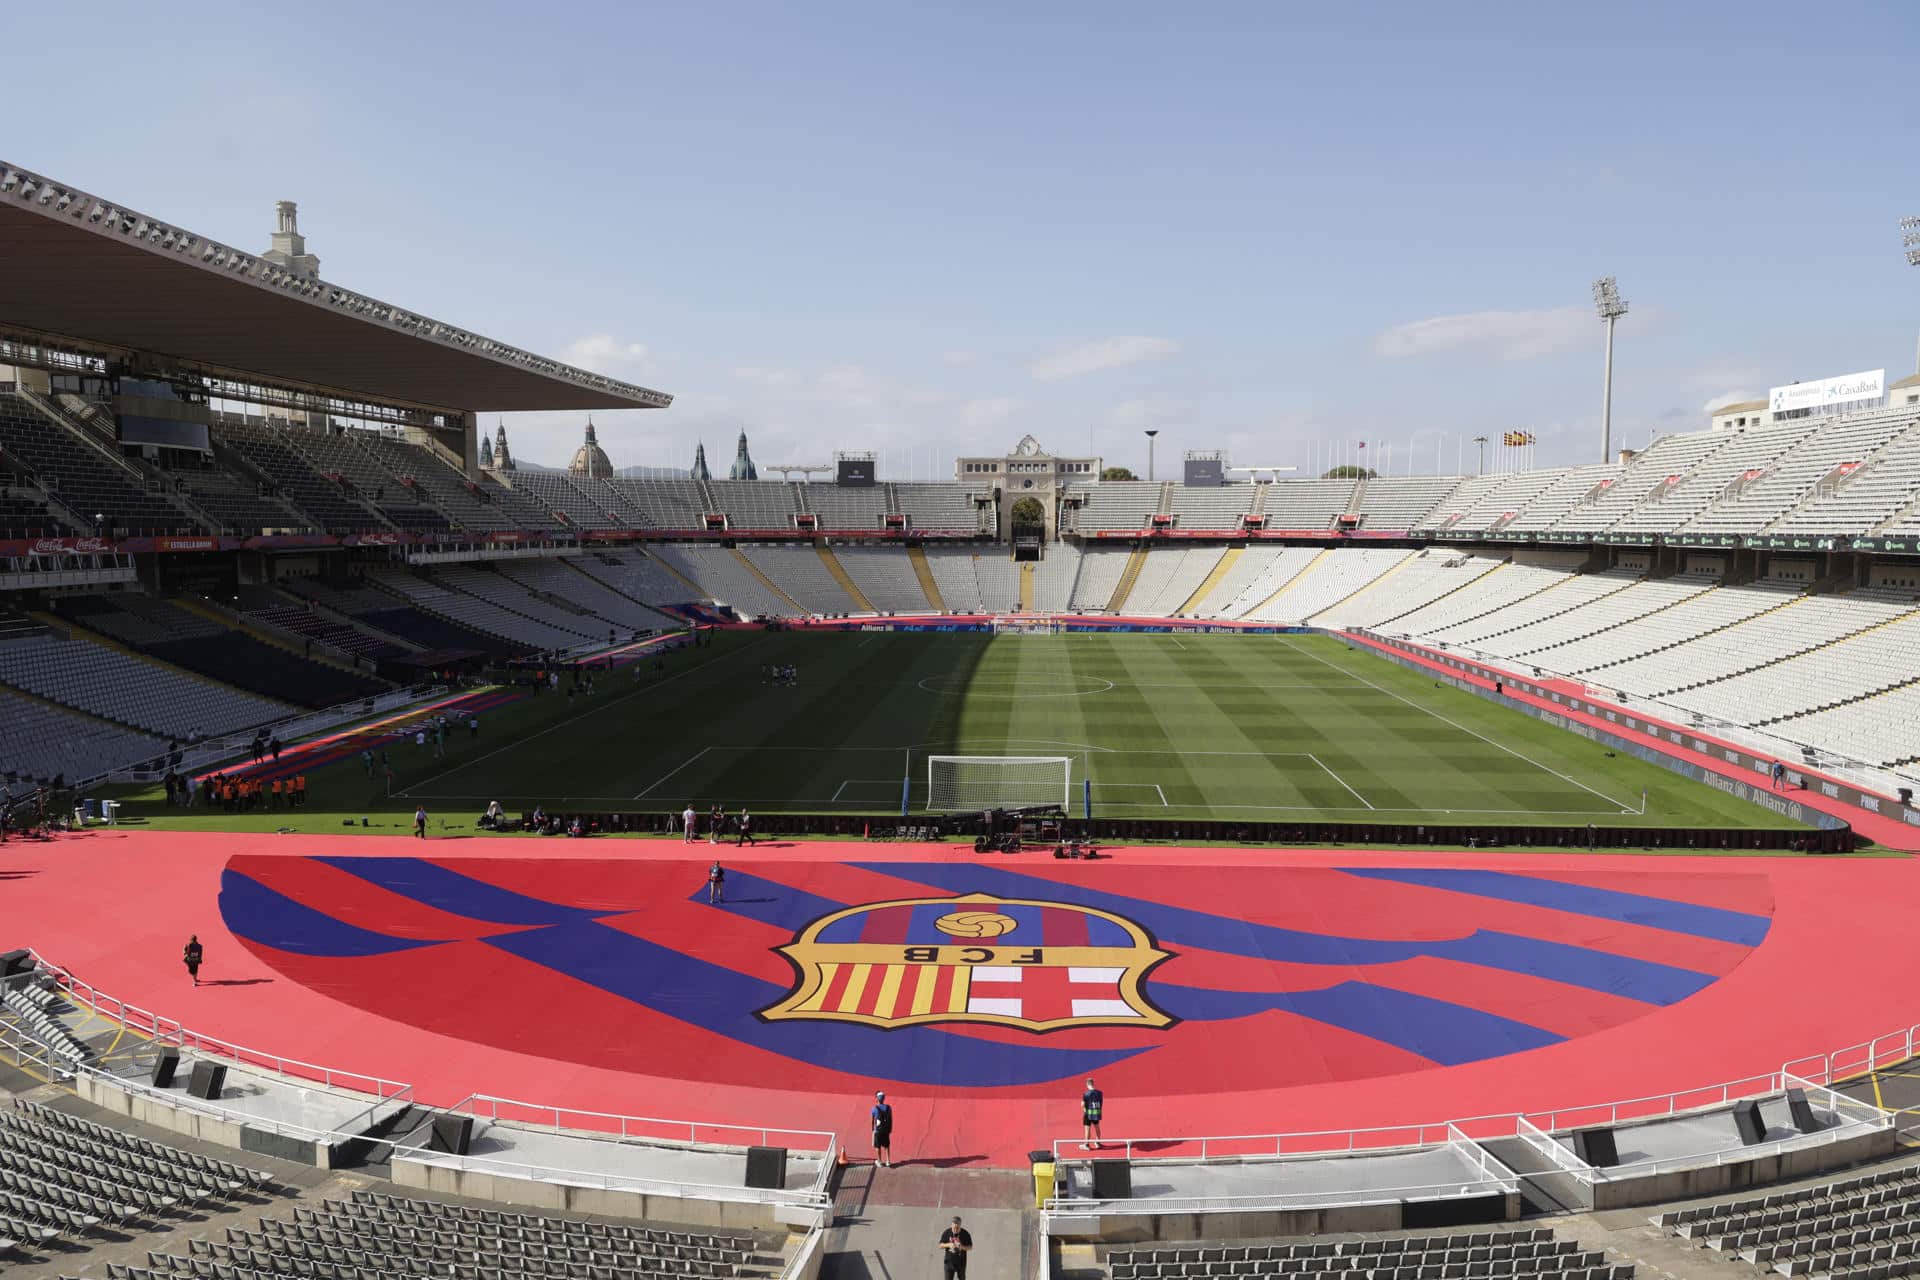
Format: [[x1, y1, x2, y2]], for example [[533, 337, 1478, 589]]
[[4, 829, 1915, 1166]]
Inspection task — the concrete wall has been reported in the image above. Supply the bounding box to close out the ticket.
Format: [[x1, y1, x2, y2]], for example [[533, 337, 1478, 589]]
[[78, 1070, 335, 1166], [1048, 1192, 1520, 1244], [1586, 1126, 1897, 1212], [391, 1154, 824, 1230]]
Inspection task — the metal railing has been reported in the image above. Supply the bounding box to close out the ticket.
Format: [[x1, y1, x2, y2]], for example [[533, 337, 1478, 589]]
[[455, 1094, 837, 1153], [397, 1094, 838, 1208], [30, 952, 413, 1103]]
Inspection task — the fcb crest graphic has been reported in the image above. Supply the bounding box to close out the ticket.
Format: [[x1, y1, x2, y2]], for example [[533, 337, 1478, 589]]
[[760, 892, 1176, 1033]]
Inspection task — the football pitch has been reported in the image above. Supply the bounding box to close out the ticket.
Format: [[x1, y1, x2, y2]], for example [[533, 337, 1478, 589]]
[[371, 630, 1788, 830]]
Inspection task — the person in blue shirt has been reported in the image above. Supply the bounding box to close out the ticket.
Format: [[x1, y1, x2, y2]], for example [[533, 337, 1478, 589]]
[[871, 1090, 894, 1167], [1081, 1077, 1104, 1150]]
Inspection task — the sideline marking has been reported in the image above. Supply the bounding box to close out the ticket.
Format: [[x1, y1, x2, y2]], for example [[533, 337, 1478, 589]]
[[1281, 638, 1633, 809], [1309, 753, 1375, 810], [398, 636, 773, 799], [634, 746, 716, 800]]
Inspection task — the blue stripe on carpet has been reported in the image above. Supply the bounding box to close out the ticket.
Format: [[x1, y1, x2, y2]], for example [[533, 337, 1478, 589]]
[[218, 869, 437, 958], [315, 857, 600, 926], [1338, 867, 1770, 946]]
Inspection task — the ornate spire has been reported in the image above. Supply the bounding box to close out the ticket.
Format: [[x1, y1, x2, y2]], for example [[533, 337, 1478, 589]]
[[691, 441, 711, 482], [728, 429, 757, 481], [492, 419, 515, 472], [479, 434, 494, 467]]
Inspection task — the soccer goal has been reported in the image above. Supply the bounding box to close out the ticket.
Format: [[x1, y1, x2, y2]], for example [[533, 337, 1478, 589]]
[[991, 614, 1063, 635], [927, 755, 1072, 812]]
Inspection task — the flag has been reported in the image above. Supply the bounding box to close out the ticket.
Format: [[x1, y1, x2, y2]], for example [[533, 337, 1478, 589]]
[[1357, 441, 1367, 449]]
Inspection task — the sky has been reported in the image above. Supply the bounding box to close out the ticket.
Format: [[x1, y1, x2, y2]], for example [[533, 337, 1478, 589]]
[[5, 1, 1919, 478]]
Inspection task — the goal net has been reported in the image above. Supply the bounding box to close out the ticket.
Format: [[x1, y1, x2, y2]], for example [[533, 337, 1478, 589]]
[[927, 755, 1072, 812], [991, 614, 1062, 635]]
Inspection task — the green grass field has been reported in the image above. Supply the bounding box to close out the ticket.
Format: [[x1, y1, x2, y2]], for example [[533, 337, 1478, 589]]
[[109, 630, 1802, 834]]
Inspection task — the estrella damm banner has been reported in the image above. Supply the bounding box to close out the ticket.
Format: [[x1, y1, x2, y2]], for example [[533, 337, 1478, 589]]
[[758, 892, 1176, 1033]]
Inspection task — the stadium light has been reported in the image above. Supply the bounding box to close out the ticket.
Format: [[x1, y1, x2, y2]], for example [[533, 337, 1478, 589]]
[[1593, 277, 1629, 463], [1903, 216, 1920, 268], [1144, 429, 1159, 481]]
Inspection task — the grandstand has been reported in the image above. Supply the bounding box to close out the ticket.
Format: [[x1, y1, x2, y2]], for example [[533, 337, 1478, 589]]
[[16, 159, 1920, 1280]]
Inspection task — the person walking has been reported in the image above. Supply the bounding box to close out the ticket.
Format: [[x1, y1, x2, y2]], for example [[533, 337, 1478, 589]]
[[736, 809, 756, 847], [871, 1090, 894, 1167], [937, 1217, 972, 1279], [1080, 1077, 1105, 1150], [682, 803, 697, 844], [708, 803, 724, 845], [708, 860, 726, 904], [183, 935, 204, 986], [414, 805, 428, 839]]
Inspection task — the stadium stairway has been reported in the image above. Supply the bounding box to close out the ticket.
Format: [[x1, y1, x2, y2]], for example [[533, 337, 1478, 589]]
[[1758, 671, 1920, 726], [730, 547, 807, 615], [1246, 545, 1336, 618], [30, 608, 298, 720], [639, 547, 709, 600], [172, 595, 376, 677], [1578, 588, 1806, 675], [15, 388, 213, 534], [1177, 544, 1242, 615], [1106, 545, 1152, 612], [1019, 561, 1035, 611], [1659, 599, 1920, 696], [1464, 572, 1642, 645], [817, 545, 875, 612], [1510, 577, 1719, 659], [1413, 562, 1585, 636], [1303, 548, 1420, 624], [1365, 554, 1514, 630], [908, 546, 945, 611]]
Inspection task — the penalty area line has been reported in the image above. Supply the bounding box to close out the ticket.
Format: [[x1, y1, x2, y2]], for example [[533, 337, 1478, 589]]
[[635, 746, 716, 799], [1279, 637, 1635, 810], [1308, 753, 1374, 810]]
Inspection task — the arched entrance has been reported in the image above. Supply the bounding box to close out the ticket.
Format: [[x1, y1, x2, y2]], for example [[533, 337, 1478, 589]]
[[1009, 496, 1046, 562]]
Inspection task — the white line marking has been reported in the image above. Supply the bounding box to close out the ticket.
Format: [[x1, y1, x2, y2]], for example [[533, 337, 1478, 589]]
[[1170, 637, 1188, 650], [634, 746, 716, 799], [398, 635, 773, 799], [1154, 783, 1168, 807], [1308, 753, 1374, 810], [1280, 637, 1633, 809]]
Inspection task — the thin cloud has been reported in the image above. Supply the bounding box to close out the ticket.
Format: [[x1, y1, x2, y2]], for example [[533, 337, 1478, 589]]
[[1029, 336, 1179, 382], [563, 334, 651, 372], [1703, 390, 1762, 412], [1373, 307, 1591, 361], [942, 350, 980, 367]]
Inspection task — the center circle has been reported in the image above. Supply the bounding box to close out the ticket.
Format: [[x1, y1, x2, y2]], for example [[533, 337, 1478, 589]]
[[916, 673, 1114, 698]]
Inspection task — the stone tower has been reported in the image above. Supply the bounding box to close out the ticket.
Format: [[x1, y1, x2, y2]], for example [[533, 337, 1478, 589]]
[[261, 201, 321, 280]]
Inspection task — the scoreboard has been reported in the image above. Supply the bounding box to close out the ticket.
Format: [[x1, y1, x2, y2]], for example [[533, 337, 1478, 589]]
[[1183, 456, 1224, 486], [836, 457, 875, 487]]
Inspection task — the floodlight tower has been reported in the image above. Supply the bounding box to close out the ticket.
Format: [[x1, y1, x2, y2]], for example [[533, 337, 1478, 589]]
[[1903, 218, 1920, 374], [1593, 277, 1629, 462], [1144, 429, 1159, 481]]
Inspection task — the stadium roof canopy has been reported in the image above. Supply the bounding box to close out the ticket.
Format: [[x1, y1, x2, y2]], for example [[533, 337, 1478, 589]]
[[0, 161, 669, 413]]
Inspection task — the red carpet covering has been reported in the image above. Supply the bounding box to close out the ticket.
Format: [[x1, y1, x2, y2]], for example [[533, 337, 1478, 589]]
[[4, 831, 1914, 1166]]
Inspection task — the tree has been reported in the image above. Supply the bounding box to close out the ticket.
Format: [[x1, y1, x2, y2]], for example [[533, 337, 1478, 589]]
[[1101, 466, 1136, 481], [1322, 465, 1377, 479], [1009, 496, 1046, 528]]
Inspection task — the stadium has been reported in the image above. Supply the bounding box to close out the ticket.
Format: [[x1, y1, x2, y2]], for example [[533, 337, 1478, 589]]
[[5, 146, 1920, 1280]]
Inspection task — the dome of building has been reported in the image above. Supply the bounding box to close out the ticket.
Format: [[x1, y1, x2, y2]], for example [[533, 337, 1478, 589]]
[[568, 419, 615, 479]]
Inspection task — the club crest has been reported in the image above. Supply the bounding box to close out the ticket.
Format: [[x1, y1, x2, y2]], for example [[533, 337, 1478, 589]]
[[759, 892, 1175, 1033]]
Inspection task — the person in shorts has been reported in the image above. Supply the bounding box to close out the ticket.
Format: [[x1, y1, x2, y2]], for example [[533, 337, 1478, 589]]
[[871, 1090, 894, 1167], [708, 860, 726, 904], [183, 935, 204, 986], [1080, 1077, 1104, 1149]]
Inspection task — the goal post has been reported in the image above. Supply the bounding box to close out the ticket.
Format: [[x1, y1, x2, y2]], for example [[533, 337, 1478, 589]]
[[926, 755, 1072, 812]]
